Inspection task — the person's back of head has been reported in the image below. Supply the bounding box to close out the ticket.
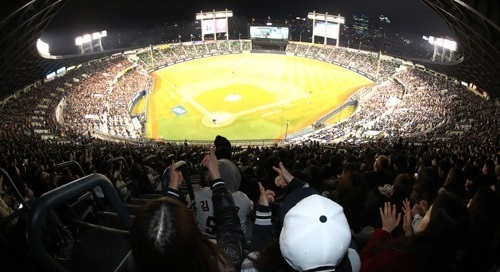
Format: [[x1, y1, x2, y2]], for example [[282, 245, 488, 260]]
[[442, 167, 468, 201], [374, 155, 390, 173], [415, 190, 469, 270], [407, 155, 418, 175], [334, 170, 368, 198], [459, 186, 500, 272], [333, 170, 369, 232], [411, 166, 439, 203], [214, 135, 232, 160], [483, 159, 496, 180], [437, 158, 452, 180], [391, 173, 414, 204], [467, 186, 500, 235], [392, 153, 408, 174], [130, 197, 229, 272], [218, 158, 241, 193]]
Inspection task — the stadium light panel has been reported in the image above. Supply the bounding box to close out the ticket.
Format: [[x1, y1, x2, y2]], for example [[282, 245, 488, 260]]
[[308, 12, 344, 23], [92, 32, 101, 40], [75, 37, 83, 45], [82, 34, 91, 43], [436, 37, 444, 47], [443, 39, 457, 51], [36, 39, 49, 55], [427, 36, 457, 51], [216, 11, 232, 17], [101, 30, 107, 37], [196, 13, 208, 20], [196, 9, 232, 20]]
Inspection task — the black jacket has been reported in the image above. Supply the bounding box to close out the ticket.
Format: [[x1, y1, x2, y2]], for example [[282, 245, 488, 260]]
[[168, 177, 245, 270]]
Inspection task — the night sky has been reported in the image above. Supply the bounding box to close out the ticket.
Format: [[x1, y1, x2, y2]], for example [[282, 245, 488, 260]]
[[41, 0, 455, 53]]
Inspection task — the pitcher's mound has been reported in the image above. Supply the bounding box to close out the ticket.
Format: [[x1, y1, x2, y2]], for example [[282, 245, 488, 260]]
[[202, 112, 236, 127]]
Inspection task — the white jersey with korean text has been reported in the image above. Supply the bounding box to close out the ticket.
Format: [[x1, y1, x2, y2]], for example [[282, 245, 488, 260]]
[[194, 187, 253, 239]]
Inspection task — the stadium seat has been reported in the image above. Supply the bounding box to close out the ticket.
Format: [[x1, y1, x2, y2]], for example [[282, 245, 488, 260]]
[[26, 173, 132, 272]]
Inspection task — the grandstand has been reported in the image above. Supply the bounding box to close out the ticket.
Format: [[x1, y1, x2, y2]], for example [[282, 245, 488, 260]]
[[0, 0, 498, 100], [0, 2, 499, 272], [0, 38, 495, 145]]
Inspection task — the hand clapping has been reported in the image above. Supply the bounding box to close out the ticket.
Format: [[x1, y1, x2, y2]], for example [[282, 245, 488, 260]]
[[380, 202, 401, 234], [402, 198, 414, 236]]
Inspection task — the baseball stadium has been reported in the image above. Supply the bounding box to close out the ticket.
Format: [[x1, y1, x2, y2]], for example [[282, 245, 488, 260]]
[[0, 1, 499, 272]]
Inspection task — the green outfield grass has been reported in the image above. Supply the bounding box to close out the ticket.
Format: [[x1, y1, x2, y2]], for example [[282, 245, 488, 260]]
[[134, 53, 373, 141]]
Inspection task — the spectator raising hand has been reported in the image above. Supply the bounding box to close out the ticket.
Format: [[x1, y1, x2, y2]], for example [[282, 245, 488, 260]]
[[201, 147, 221, 181], [380, 202, 401, 233], [402, 198, 414, 236], [257, 181, 275, 207], [168, 160, 184, 191], [272, 162, 294, 188]]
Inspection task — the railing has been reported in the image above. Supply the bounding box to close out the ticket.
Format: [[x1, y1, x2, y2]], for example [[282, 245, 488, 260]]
[[27, 173, 132, 272], [0, 168, 31, 228]]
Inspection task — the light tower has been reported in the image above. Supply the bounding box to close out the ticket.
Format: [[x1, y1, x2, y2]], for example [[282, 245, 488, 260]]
[[196, 9, 232, 41], [423, 36, 457, 62], [75, 30, 107, 54], [308, 11, 345, 46]]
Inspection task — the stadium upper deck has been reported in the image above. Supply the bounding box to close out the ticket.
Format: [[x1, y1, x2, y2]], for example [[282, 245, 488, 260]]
[[0, 0, 498, 101]]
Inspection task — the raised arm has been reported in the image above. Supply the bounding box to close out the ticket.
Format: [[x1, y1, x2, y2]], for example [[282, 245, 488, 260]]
[[203, 147, 245, 270]]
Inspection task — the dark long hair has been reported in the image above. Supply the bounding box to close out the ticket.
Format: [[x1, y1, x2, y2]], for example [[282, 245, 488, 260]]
[[441, 167, 468, 202], [130, 197, 232, 272], [247, 239, 294, 272], [382, 190, 469, 271], [332, 170, 368, 232], [458, 187, 500, 272], [411, 166, 439, 204]]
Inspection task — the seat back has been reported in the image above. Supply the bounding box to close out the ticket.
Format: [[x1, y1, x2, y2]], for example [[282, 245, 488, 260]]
[[27, 173, 132, 272]]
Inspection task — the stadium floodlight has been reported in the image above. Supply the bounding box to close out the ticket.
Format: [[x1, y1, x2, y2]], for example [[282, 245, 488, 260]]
[[424, 35, 457, 62], [308, 11, 345, 46], [74, 30, 107, 54], [36, 39, 50, 56], [83, 34, 91, 43], [308, 12, 345, 24], [75, 37, 83, 46], [196, 9, 232, 41]]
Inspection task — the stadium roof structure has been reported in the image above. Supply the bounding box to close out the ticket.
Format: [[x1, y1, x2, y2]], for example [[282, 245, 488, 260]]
[[413, 0, 500, 97], [0, 0, 499, 101]]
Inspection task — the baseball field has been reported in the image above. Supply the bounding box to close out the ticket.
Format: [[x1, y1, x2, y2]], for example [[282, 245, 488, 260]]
[[134, 52, 373, 141]]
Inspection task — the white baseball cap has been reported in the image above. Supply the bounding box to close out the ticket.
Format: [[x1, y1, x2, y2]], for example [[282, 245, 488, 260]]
[[279, 191, 351, 271]]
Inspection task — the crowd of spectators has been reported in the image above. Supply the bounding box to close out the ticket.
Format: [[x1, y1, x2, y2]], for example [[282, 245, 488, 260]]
[[286, 42, 399, 82], [0, 126, 498, 271], [136, 40, 253, 71], [298, 66, 498, 147]]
